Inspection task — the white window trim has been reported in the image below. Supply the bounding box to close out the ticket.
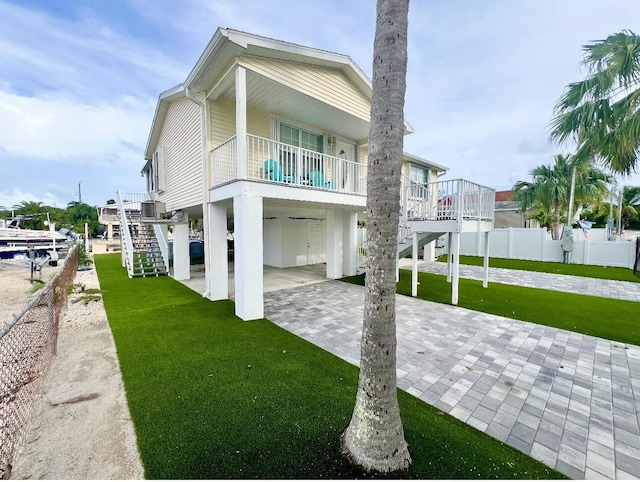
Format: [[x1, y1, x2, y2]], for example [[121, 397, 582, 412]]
[[152, 147, 165, 193]]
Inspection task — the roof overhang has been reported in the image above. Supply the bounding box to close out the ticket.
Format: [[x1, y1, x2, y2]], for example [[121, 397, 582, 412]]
[[403, 151, 448, 175], [144, 84, 186, 160], [145, 27, 417, 160]]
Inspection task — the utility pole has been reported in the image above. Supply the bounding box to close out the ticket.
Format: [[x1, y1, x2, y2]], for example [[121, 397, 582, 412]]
[[617, 187, 623, 236], [78, 181, 82, 204]]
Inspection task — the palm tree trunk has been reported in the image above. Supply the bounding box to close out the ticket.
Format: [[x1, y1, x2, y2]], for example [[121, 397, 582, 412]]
[[341, 0, 411, 473]]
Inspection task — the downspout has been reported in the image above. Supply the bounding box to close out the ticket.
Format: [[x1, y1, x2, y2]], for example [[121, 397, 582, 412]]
[[185, 86, 212, 298]]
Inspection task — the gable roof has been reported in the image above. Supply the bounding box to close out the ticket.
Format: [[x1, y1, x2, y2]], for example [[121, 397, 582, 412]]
[[145, 27, 416, 160]]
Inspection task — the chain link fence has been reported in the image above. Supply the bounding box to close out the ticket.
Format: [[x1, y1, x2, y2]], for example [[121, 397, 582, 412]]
[[0, 246, 78, 478]]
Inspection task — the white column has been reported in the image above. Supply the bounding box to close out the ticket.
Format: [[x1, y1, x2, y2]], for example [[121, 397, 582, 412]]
[[234, 195, 263, 320], [236, 66, 247, 180], [452, 232, 460, 305], [447, 232, 453, 282], [173, 221, 190, 281], [342, 211, 358, 276], [326, 210, 343, 279], [412, 231, 418, 297], [483, 230, 490, 288], [207, 202, 229, 301]]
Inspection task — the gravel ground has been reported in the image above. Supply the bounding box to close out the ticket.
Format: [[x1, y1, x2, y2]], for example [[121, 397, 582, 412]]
[[4, 259, 144, 479]]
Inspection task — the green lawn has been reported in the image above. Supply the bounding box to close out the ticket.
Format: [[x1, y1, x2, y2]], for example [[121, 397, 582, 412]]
[[437, 255, 640, 282], [342, 270, 640, 346], [94, 254, 562, 479]]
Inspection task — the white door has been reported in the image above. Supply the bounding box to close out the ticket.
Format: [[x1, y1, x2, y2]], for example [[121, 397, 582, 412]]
[[307, 222, 323, 264], [334, 140, 356, 191]]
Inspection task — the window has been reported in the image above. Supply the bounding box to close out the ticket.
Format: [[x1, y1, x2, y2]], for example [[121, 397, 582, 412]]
[[278, 122, 323, 176], [409, 164, 429, 185], [150, 147, 165, 193]]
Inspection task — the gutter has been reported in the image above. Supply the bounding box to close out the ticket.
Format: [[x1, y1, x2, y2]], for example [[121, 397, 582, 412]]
[[185, 86, 211, 299]]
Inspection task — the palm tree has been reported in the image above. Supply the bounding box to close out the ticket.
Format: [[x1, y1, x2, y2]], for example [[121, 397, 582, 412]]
[[11, 200, 45, 229], [513, 154, 610, 240], [341, 0, 411, 473], [550, 30, 640, 175]]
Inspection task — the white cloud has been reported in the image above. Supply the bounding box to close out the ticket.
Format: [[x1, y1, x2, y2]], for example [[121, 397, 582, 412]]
[[0, 187, 61, 210], [0, 90, 153, 163]]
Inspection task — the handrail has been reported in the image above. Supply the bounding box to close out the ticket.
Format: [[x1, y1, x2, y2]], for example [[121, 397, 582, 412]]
[[400, 177, 495, 224], [210, 134, 368, 196], [116, 190, 137, 276]]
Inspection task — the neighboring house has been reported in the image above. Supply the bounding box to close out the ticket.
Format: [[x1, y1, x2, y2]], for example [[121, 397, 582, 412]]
[[132, 27, 493, 320], [494, 190, 539, 229], [97, 203, 122, 239]]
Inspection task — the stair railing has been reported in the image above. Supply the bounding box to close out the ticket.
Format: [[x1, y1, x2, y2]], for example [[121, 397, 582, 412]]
[[116, 190, 135, 277]]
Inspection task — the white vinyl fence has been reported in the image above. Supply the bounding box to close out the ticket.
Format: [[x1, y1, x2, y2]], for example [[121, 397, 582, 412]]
[[449, 228, 637, 269]]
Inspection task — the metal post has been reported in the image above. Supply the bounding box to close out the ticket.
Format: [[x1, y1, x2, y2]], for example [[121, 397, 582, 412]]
[[567, 166, 576, 228], [617, 187, 623, 236]]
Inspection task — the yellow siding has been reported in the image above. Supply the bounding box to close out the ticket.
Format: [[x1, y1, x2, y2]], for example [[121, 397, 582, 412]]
[[242, 56, 370, 121], [156, 95, 202, 211], [358, 145, 368, 166], [209, 97, 270, 146], [248, 106, 269, 138], [209, 97, 235, 146]]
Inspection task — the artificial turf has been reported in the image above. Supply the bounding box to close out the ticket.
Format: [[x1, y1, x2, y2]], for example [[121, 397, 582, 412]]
[[94, 254, 563, 479], [342, 270, 640, 347], [437, 254, 640, 282]]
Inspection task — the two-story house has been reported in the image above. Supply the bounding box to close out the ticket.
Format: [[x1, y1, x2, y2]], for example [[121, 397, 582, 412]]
[[122, 27, 493, 321]]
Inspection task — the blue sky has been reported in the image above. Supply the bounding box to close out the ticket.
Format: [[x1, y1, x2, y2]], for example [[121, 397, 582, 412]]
[[1, 0, 639, 209]]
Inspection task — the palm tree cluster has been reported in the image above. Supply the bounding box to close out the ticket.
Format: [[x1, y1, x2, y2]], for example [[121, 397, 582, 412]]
[[513, 154, 610, 239], [1, 200, 104, 237], [514, 31, 640, 239]]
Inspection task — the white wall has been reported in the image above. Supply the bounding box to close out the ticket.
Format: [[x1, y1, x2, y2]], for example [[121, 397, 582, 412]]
[[263, 217, 327, 268], [454, 228, 636, 269]]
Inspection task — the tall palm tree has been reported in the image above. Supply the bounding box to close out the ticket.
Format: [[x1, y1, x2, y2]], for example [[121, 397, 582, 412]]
[[513, 154, 610, 240], [341, 0, 411, 473], [550, 30, 640, 175]]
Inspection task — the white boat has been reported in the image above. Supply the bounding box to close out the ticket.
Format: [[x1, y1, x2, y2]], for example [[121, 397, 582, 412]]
[[0, 217, 70, 259]]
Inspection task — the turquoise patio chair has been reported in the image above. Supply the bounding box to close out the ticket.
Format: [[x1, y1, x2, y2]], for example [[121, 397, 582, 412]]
[[264, 159, 295, 183], [308, 170, 334, 190]]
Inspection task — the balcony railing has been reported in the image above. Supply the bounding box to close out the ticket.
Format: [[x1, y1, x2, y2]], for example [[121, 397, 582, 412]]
[[401, 177, 495, 224], [210, 134, 368, 196]]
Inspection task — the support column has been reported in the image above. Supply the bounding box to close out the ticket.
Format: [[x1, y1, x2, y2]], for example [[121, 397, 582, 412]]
[[483, 230, 490, 288], [342, 211, 358, 277], [452, 232, 460, 305], [326, 210, 344, 279], [206, 202, 229, 301], [173, 221, 190, 281], [412, 231, 418, 297], [447, 232, 453, 282], [234, 195, 263, 320], [236, 66, 247, 180]]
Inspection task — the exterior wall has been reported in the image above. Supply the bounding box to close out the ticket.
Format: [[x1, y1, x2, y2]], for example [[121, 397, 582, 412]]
[[263, 217, 327, 268], [209, 96, 270, 147], [154, 94, 203, 211], [241, 56, 370, 121], [453, 228, 636, 268]]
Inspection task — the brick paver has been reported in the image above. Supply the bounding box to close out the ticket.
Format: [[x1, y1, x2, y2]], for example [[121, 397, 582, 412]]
[[264, 278, 640, 480]]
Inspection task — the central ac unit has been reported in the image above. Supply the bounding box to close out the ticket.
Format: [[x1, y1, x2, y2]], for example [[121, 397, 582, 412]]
[[141, 201, 166, 220]]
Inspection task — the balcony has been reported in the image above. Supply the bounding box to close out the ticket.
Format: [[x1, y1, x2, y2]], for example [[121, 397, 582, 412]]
[[210, 134, 367, 196], [402, 178, 495, 222]]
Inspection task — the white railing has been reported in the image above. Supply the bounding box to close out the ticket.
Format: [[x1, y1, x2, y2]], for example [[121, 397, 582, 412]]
[[401, 177, 495, 225], [210, 134, 368, 196], [116, 191, 148, 277]]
